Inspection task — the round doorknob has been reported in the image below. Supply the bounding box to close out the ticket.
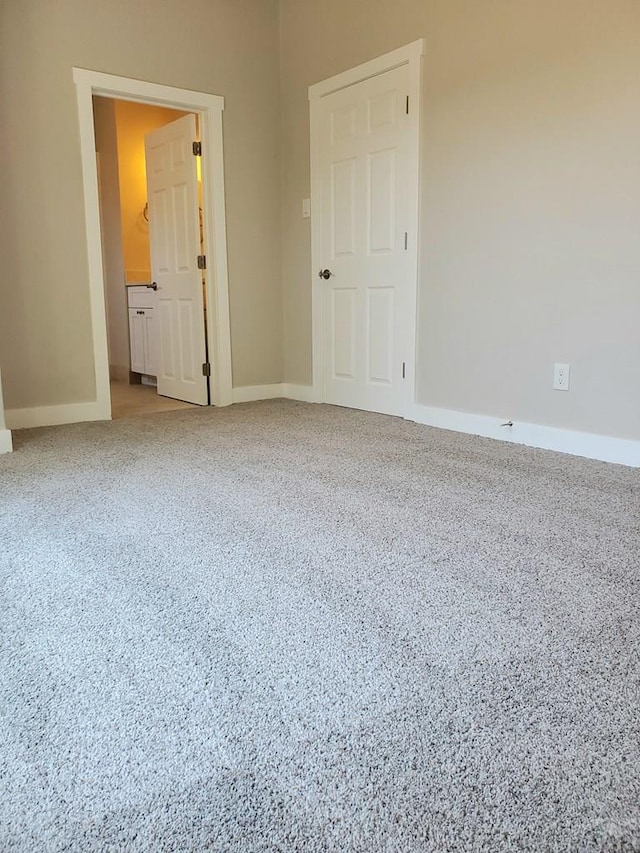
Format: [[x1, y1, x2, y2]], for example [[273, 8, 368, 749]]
[[318, 268, 333, 280]]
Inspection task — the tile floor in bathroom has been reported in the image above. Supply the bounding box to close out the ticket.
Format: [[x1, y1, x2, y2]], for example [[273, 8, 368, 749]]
[[110, 381, 198, 420]]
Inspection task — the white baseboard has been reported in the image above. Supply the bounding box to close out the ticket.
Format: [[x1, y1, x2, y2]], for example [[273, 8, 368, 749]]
[[6, 385, 311, 428], [231, 384, 285, 403], [231, 383, 318, 404], [7, 387, 635, 468], [282, 383, 318, 403], [409, 403, 640, 468], [5, 401, 110, 430], [0, 428, 12, 453]]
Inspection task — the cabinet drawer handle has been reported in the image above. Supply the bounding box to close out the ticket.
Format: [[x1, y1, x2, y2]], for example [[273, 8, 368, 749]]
[[137, 310, 145, 315]]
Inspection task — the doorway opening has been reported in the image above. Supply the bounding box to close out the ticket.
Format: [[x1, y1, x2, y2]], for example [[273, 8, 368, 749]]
[[73, 69, 233, 421], [94, 97, 204, 418]]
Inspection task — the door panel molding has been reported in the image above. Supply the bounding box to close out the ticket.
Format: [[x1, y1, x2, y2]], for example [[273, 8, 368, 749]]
[[145, 115, 208, 404], [309, 40, 424, 414], [73, 68, 233, 414]]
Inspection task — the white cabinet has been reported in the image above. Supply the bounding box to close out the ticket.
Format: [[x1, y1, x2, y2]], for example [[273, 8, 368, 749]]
[[127, 286, 158, 377]]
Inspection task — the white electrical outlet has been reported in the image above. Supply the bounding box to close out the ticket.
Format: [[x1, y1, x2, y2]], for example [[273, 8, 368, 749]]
[[553, 363, 570, 391]]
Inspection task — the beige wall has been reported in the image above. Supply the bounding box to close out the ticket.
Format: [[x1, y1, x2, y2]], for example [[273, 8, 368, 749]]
[[279, 0, 640, 441], [1, 0, 638, 443], [0, 0, 282, 409], [114, 100, 187, 283]]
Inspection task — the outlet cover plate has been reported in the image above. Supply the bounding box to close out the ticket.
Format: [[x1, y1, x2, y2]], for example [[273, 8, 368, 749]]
[[553, 363, 570, 391]]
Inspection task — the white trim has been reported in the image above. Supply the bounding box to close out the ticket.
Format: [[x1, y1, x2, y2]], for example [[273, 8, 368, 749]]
[[231, 384, 318, 404], [0, 370, 12, 452], [74, 70, 225, 110], [308, 40, 424, 413], [231, 384, 319, 404], [4, 385, 316, 427], [5, 402, 107, 431], [308, 39, 425, 100], [309, 100, 324, 405], [282, 384, 317, 403], [72, 68, 233, 421], [231, 384, 285, 403], [409, 403, 640, 468], [6, 389, 636, 467], [0, 429, 12, 454]]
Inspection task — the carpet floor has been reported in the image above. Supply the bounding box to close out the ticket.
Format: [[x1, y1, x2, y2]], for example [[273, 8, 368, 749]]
[[1, 400, 639, 852]]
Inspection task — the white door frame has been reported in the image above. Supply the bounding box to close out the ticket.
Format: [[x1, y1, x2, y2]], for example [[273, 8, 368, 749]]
[[308, 39, 424, 413], [73, 68, 233, 417]]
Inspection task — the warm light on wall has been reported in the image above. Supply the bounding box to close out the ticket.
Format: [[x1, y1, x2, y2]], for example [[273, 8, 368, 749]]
[[114, 101, 189, 279]]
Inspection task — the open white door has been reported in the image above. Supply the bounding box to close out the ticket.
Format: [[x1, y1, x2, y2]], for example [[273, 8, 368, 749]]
[[145, 114, 208, 405]]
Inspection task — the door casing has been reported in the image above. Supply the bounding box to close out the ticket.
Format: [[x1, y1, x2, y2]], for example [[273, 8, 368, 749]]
[[309, 40, 424, 415], [73, 68, 233, 417]]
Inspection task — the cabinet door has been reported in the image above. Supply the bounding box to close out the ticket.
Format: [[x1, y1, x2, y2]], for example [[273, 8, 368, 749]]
[[129, 308, 146, 374], [143, 309, 157, 377]]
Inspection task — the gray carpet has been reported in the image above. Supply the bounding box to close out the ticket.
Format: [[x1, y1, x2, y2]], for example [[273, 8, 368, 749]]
[[1, 400, 639, 852]]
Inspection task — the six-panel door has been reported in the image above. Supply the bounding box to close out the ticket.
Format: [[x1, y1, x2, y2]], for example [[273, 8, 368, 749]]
[[318, 64, 412, 416], [319, 66, 412, 414], [145, 114, 208, 405]]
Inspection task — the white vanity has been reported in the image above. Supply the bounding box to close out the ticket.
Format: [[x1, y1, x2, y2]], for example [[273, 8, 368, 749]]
[[127, 284, 158, 381]]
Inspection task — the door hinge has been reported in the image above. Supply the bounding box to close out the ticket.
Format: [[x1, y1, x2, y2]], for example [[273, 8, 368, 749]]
[[197, 255, 207, 270], [202, 362, 211, 377], [406, 95, 409, 115], [404, 232, 408, 250], [192, 141, 202, 156], [402, 362, 406, 379]]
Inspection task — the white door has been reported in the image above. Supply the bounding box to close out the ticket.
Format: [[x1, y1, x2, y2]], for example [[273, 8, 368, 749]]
[[145, 114, 208, 405], [316, 64, 414, 416]]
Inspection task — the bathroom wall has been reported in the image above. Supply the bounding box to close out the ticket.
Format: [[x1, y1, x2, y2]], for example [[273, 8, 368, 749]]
[[114, 100, 188, 283]]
